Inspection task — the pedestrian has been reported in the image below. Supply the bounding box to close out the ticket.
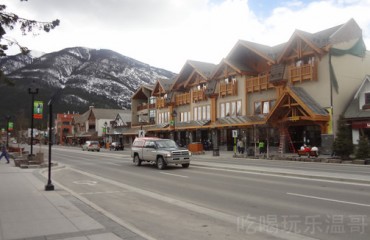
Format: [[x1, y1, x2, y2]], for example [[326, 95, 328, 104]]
[[237, 139, 244, 154], [258, 140, 265, 154], [0, 144, 10, 164]]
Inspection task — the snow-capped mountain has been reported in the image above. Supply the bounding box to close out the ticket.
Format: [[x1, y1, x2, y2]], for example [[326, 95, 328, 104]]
[[0, 47, 176, 125]]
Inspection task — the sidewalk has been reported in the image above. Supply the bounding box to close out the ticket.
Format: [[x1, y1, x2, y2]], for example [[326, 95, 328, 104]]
[[0, 161, 146, 240], [192, 150, 370, 184]]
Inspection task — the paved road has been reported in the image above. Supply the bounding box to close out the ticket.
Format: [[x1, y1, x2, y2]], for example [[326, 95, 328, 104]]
[[35, 146, 370, 240]]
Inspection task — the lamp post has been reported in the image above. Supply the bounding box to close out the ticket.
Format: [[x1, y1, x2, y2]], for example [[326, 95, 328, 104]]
[[104, 121, 107, 148], [45, 88, 64, 191], [172, 110, 177, 141], [45, 96, 55, 191], [28, 87, 39, 157], [5, 115, 10, 148]]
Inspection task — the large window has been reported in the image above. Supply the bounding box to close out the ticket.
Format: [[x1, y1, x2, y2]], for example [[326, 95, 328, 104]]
[[254, 99, 276, 115], [149, 96, 156, 104], [193, 105, 211, 121], [220, 100, 242, 117], [157, 112, 169, 124], [180, 112, 190, 122]]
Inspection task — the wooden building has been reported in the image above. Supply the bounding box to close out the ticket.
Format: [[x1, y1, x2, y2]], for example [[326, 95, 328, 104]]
[[130, 19, 370, 154]]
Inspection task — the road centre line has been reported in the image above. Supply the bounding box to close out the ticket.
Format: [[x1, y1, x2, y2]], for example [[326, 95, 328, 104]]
[[159, 172, 189, 178], [287, 192, 370, 208]]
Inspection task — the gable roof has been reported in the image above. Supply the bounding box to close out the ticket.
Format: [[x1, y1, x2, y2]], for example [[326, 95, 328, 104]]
[[116, 111, 132, 123], [152, 78, 175, 96], [226, 19, 362, 67], [227, 40, 279, 63], [266, 86, 329, 123], [211, 58, 255, 79], [74, 107, 129, 124], [171, 60, 217, 90], [344, 75, 370, 119], [277, 30, 325, 63], [132, 84, 153, 100]]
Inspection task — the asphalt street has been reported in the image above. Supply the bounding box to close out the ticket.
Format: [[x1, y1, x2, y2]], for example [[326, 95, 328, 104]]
[[35, 145, 370, 240]]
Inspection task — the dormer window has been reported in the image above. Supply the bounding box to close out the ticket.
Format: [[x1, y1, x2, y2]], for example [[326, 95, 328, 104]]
[[365, 92, 370, 104], [363, 92, 370, 110]]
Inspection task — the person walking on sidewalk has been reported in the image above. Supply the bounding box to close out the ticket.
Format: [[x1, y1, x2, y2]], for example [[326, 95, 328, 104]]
[[0, 144, 10, 164], [237, 139, 244, 154]]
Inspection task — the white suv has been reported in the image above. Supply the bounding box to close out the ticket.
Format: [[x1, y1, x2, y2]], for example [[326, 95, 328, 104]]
[[131, 137, 191, 169]]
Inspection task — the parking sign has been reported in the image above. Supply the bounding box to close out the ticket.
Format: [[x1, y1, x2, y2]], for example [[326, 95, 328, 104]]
[[232, 130, 238, 138]]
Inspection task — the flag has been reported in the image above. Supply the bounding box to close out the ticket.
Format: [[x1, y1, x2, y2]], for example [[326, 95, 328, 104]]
[[33, 101, 43, 119]]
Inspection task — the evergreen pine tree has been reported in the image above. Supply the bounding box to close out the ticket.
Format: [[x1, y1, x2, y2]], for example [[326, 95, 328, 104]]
[[355, 135, 370, 159], [332, 115, 353, 159]]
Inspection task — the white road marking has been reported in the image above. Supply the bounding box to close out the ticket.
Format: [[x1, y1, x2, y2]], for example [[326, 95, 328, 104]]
[[73, 180, 98, 186], [159, 172, 189, 178], [51, 167, 318, 240], [79, 191, 122, 195], [287, 192, 370, 208]]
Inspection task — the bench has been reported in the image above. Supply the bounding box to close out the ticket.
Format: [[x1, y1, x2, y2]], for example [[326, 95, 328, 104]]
[[8, 146, 25, 153], [297, 150, 319, 158]]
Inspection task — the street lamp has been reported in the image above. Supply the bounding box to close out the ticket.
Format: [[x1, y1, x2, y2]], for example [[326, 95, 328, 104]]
[[104, 121, 107, 147], [172, 110, 177, 141], [5, 115, 10, 148], [28, 86, 39, 158], [45, 88, 64, 191]]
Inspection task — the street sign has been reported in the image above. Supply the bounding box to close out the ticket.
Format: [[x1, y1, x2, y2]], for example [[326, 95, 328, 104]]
[[232, 130, 238, 138], [138, 130, 145, 138]]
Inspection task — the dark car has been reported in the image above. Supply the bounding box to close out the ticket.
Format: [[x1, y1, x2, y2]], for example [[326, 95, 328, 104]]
[[110, 142, 124, 151]]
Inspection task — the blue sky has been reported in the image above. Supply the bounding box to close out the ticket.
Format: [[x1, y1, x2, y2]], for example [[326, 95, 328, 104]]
[[248, 0, 312, 17], [3, 0, 370, 73]]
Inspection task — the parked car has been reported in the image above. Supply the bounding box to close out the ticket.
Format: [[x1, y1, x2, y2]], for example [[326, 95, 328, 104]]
[[82, 141, 100, 152], [131, 137, 191, 169], [110, 142, 124, 151]]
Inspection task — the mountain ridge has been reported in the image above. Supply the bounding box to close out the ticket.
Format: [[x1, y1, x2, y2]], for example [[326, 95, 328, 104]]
[[0, 47, 176, 128]]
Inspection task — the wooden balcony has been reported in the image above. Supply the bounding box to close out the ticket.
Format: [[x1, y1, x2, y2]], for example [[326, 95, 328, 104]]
[[137, 103, 148, 111], [193, 89, 206, 102], [175, 93, 191, 106], [220, 82, 237, 97], [246, 73, 273, 93], [289, 63, 317, 83], [156, 97, 166, 109]]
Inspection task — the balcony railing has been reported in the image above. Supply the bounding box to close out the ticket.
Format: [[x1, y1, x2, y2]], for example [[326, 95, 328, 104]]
[[246, 73, 273, 92], [175, 93, 191, 106], [137, 103, 148, 111], [289, 62, 317, 83], [193, 89, 206, 102], [156, 97, 166, 109], [220, 81, 237, 97]]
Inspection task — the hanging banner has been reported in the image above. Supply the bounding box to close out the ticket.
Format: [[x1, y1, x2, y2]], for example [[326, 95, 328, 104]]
[[8, 122, 13, 131], [33, 101, 43, 119]]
